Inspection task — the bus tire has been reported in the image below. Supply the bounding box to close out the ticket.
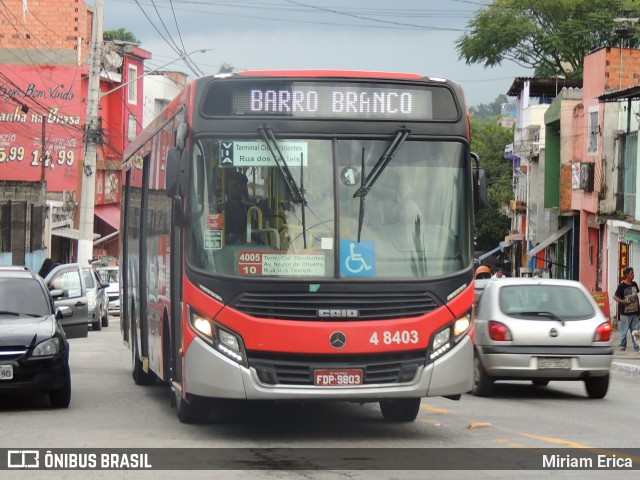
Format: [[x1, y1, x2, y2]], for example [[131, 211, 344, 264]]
[[175, 392, 209, 424], [379, 398, 421, 422], [132, 336, 156, 386]]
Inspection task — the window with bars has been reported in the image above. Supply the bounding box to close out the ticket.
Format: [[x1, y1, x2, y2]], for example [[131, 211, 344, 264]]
[[588, 109, 599, 154], [128, 65, 138, 105], [30, 204, 45, 251], [0, 203, 10, 253]]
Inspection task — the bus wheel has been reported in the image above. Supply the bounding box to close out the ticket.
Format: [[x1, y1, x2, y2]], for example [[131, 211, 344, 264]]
[[379, 398, 421, 422], [175, 392, 209, 424], [132, 338, 156, 386]]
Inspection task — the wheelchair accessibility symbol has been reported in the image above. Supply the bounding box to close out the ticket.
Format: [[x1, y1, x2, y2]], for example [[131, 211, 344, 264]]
[[340, 240, 375, 277]]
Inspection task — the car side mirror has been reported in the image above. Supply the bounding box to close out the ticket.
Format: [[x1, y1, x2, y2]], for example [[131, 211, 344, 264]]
[[471, 152, 488, 211], [55, 306, 73, 320], [50, 288, 65, 299]]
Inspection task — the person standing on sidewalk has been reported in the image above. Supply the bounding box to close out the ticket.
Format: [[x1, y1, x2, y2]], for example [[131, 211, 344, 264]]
[[614, 267, 640, 352]]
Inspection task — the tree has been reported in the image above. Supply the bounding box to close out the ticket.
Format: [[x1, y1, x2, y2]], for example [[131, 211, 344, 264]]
[[104, 28, 139, 44], [470, 116, 514, 252], [469, 94, 511, 119], [456, 0, 640, 78], [218, 63, 234, 74]]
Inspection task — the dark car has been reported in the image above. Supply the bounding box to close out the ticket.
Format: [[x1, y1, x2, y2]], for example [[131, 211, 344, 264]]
[[0, 266, 82, 408]]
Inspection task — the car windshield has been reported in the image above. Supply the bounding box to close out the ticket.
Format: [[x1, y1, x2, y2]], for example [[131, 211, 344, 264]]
[[185, 136, 471, 279], [97, 269, 118, 283], [0, 278, 50, 316], [83, 269, 96, 289], [499, 285, 596, 320]]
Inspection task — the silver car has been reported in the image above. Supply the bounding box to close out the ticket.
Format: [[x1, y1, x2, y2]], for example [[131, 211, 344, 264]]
[[45, 263, 109, 332], [472, 278, 613, 398]]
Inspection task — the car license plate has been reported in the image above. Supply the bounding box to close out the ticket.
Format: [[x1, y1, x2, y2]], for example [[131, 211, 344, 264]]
[[0, 365, 13, 380], [538, 357, 570, 369], [314, 369, 363, 386]]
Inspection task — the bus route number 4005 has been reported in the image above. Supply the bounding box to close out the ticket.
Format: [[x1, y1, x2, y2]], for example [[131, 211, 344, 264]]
[[369, 330, 419, 346]]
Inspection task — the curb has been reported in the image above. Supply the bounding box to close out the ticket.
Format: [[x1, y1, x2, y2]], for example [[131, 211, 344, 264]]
[[611, 361, 640, 377]]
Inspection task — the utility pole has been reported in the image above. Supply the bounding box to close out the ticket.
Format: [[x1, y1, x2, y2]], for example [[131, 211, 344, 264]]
[[77, 0, 104, 265]]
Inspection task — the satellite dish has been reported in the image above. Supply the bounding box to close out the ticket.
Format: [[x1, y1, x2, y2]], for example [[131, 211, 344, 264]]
[[104, 51, 123, 69]]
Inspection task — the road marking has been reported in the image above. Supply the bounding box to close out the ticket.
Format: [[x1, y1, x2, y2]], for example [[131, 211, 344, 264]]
[[420, 403, 451, 415]]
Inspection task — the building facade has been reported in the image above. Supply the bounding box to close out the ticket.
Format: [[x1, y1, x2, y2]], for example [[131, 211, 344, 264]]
[[0, 1, 149, 269]]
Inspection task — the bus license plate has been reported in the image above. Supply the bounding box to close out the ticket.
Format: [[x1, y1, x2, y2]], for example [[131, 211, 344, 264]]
[[0, 365, 13, 380], [538, 357, 570, 369], [314, 369, 363, 386]]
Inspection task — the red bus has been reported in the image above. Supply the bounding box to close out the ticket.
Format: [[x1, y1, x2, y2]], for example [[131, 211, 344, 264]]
[[121, 70, 486, 423]]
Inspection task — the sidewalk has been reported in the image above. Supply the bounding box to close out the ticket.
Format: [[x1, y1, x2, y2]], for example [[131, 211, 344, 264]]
[[611, 326, 640, 377]]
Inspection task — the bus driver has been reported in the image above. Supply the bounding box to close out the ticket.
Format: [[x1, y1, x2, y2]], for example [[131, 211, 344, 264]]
[[224, 170, 249, 244]]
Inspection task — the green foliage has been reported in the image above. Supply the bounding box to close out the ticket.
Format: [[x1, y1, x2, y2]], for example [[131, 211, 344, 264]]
[[456, 0, 640, 78], [217, 63, 234, 74], [469, 94, 511, 119], [470, 116, 514, 251], [104, 28, 140, 44]]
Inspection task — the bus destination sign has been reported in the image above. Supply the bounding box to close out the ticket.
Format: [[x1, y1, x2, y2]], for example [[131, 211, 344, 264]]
[[203, 81, 457, 120], [232, 83, 432, 120]]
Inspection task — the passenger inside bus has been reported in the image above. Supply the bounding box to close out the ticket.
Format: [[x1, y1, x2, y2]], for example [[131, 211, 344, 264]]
[[224, 170, 250, 244]]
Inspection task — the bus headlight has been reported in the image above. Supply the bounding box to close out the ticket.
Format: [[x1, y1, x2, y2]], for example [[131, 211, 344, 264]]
[[189, 309, 247, 366], [430, 313, 471, 361], [193, 315, 213, 337]]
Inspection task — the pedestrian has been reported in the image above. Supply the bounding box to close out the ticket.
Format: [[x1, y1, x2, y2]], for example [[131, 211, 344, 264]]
[[492, 268, 504, 279], [614, 267, 640, 352]]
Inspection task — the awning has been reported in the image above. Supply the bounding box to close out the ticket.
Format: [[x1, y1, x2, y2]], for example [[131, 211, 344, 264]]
[[94, 204, 120, 232], [478, 241, 506, 261], [52, 228, 100, 240], [52, 227, 81, 240], [526, 225, 572, 257], [505, 232, 523, 242]]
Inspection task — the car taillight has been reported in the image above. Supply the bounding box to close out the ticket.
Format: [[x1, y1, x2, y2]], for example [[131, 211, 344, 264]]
[[488, 321, 512, 341], [594, 322, 612, 342]]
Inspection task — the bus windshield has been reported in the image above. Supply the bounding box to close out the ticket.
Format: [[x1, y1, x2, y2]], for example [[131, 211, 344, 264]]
[[185, 136, 471, 279]]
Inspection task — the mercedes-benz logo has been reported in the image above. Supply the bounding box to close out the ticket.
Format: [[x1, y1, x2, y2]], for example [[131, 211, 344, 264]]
[[549, 328, 558, 338], [330, 331, 346, 349]]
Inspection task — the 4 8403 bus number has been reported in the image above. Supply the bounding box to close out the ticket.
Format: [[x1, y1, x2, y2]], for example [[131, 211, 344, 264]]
[[369, 330, 419, 346]]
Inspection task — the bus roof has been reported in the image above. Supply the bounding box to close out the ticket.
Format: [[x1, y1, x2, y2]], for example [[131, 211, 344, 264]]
[[236, 70, 425, 80]]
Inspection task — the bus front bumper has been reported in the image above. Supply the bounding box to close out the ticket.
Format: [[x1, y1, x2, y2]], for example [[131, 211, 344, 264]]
[[184, 334, 473, 400]]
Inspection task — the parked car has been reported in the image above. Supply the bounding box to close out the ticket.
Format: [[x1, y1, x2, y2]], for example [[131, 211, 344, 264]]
[[0, 266, 83, 408], [95, 265, 120, 316], [44, 263, 109, 331], [472, 278, 613, 399]]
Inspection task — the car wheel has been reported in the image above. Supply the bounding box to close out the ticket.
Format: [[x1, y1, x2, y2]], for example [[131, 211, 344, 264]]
[[532, 379, 549, 387], [379, 398, 421, 422], [175, 392, 209, 424], [101, 309, 109, 327], [92, 316, 102, 331], [585, 374, 609, 399], [472, 354, 494, 397], [49, 365, 71, 408]]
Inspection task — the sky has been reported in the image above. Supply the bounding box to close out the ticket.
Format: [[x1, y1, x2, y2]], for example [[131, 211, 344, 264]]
[[104, 0, 532, 108]]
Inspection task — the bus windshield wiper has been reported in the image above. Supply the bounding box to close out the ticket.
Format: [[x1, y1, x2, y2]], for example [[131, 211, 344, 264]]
[[353, 127, 410, 199], [259, 126, 306, 204], [354, 128, 410, 242]]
